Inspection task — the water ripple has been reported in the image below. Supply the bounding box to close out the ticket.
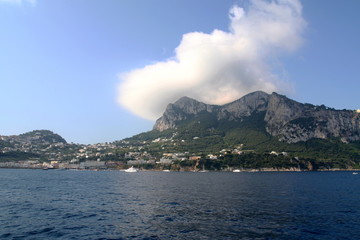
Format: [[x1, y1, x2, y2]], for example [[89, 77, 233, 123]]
[[1, 170, 360, 239]]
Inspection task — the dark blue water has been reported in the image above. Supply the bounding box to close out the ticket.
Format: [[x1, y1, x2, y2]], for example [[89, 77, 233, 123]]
[[1, 169, 360, 239]]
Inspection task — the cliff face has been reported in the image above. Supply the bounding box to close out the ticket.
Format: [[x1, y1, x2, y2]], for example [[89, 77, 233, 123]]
[[264, 93, 360, 143], [154, 97, 218, 131], [219, 91, 269, 120], [154, 91, 360, 143]]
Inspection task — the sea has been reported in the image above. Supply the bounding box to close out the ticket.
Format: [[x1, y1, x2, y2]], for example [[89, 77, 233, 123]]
[[1, 169, 360, 240]]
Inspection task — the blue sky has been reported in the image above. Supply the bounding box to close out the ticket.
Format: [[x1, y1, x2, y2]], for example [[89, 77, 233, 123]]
[[0, 0, 359, 144]]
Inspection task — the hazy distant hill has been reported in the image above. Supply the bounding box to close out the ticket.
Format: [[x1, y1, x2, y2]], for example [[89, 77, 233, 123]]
[[1, 130, 66, 145], [0, 130, 67, 162]]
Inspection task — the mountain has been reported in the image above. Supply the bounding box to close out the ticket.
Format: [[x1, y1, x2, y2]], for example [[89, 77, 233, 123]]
[[1, 130, 67, 145], [0, 130, 68, 162], [123, 91, 360, 170], [154, 91, 360, 144], [1, 98, 359, 170]]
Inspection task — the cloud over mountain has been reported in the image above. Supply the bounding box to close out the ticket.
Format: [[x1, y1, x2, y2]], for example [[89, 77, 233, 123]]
[[118, 0, 306, 120]]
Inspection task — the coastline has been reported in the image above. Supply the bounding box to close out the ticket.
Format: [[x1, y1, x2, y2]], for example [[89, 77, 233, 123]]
[[0, 166, 359, 172]]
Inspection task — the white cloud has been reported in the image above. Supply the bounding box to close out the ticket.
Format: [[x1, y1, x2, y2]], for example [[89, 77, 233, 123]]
[[0, 0, 36, 6], [118, 0, 306, 120]]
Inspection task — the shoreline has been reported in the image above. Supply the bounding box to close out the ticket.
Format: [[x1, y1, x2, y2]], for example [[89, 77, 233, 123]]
[[0, 166, 359, 172]]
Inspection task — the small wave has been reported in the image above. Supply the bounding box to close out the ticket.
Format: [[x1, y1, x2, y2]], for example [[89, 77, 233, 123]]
[[26, 226, 55, 235], [0, 233, 12, 238], [164, 202, 180, 205]]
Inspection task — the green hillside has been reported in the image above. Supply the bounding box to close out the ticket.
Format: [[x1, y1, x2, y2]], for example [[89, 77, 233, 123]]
[[125, 111, 360, 169]]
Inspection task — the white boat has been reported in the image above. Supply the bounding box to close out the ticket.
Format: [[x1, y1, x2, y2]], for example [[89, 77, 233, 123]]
[[125, 166, 138, 173], [352, 172, 358, 175], [233, 169, 241, 172], [163, 170, 170, 172]]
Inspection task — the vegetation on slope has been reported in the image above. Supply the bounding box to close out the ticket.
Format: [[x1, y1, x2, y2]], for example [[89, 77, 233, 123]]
[[124, 110, 360, 169]]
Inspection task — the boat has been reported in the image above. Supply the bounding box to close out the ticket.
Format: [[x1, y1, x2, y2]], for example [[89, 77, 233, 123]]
[[125, 166, 138, 173], [233, 169, 241, 172], [352, 172, 358, 175], [163, 170, 170, 172]]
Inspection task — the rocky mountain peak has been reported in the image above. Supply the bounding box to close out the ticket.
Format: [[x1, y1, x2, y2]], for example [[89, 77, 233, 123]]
[[154, 96, 218, 131], [173, 96, 198, 106], [153, 92, 271, 131], [220, 91, 270, 120], [153, 91, 360, 143], [172, 96, 213, 115]]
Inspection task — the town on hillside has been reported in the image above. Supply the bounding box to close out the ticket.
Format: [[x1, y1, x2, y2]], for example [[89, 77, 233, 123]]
[[0, 131, 300, 171]]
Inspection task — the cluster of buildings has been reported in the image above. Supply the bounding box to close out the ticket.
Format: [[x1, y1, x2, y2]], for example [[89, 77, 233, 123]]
[[0, 160, 117, 170], [1, 131, 291, 170], [0, 140, 250, 170]]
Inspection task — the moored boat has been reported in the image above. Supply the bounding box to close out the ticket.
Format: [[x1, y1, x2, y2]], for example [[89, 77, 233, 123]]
[[125, 166, 138, 173]]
